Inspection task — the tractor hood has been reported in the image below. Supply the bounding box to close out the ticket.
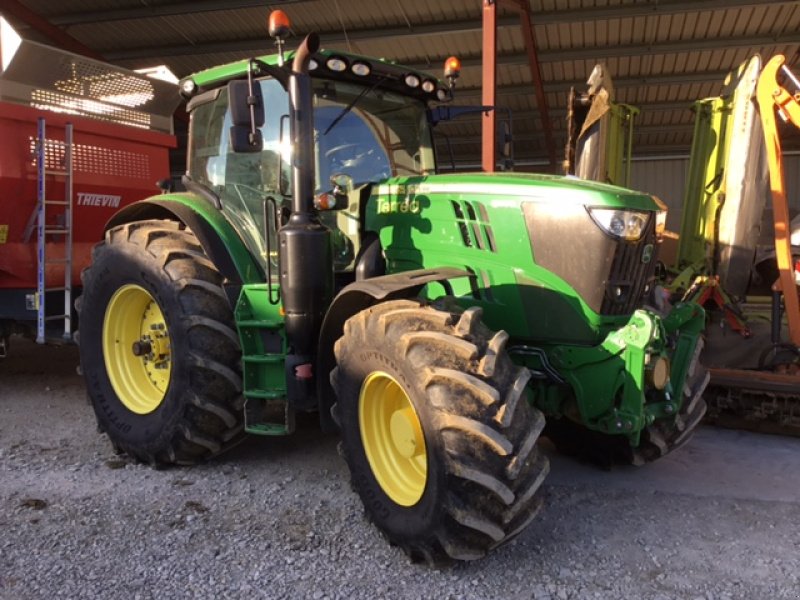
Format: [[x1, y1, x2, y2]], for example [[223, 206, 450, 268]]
[[407, 172, 661, 212], [367, 171, 663, 344]]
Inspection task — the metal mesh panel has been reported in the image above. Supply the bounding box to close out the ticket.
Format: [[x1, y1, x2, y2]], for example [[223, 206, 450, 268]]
[[29, 137, 150, 180], [0, 33, 178, 133]]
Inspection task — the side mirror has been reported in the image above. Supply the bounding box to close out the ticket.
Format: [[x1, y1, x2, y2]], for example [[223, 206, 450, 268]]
[[314, 173, 353, 211], [228, 78, 264, 153], [330, 173, 353, 197]]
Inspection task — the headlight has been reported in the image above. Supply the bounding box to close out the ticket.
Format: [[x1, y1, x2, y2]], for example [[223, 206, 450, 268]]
[[588, 207, 649, 241]]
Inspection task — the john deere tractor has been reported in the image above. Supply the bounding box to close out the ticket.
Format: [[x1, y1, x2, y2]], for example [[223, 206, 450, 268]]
[[77, 14, 708, 564]]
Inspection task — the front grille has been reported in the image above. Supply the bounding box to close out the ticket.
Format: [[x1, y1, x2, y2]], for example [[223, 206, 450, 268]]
[[600, 219, 658, 315]]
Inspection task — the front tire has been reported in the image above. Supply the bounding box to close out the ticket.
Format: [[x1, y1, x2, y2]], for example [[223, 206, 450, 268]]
[[77, 220, 245, 465], [331, 300, 549, 565]]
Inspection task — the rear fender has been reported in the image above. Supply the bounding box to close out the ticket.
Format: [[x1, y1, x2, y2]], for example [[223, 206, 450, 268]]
[[105, 195, 263, 288]]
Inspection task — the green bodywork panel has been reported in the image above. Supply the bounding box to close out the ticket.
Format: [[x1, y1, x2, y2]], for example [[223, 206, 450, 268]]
[[366, 171, 705, 445], [367, 172, 659, 342]]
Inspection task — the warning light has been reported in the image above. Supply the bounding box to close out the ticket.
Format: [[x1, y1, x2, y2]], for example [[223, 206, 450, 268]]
[[444, 56, 461, 82], [268, 10, 291, 40]]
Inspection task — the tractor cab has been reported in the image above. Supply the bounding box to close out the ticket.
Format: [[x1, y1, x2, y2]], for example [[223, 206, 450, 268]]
[[182, 48, 443, 276]]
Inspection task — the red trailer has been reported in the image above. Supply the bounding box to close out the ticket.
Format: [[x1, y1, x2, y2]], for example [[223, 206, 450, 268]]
[[0, 17, 179, 354]]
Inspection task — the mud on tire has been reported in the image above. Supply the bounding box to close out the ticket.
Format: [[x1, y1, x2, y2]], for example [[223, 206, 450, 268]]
[[77, 219, 245, 465], [331, 299, 549, 565]]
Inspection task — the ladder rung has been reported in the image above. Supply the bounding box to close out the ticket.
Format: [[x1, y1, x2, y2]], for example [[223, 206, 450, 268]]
[[43, 286, 69, 292], [45, 170, 68, 176], [45, 258, 70, 264], [245, 389, 285, 400], [44, 229, 69, 235], [44, 315, 70, 322], [45, 200, 69, 205], [238, 319, 281, 328], [243, 354, 284, 364]]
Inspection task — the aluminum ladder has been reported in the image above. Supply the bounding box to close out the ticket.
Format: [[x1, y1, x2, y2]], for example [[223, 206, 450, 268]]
[[34, 117, 74, 344]]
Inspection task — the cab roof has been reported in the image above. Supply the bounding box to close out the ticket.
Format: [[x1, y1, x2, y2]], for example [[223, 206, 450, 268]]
[[182, 47, 450, 105]]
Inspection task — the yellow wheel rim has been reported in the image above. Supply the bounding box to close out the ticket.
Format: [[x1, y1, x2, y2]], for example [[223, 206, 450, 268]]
[[359, 371, 427, 507], [102, 284, 172, 415]]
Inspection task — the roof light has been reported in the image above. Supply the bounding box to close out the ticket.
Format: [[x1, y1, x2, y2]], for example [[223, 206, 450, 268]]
[[436, 88, 448, 102], [268, 10, 291, 40], [326, 57, 348, 72], [421, 79, 436, 93], [351, 62, 371, 76], [444, 56, 461, 84], [308, 58, 319, 71], [180, 79, 197, 97], [404, 74, 420, 88]]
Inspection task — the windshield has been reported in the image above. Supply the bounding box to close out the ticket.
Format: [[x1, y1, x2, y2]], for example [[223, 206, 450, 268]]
[[187, 75, 435, 272], [313, 79, 434, 188]]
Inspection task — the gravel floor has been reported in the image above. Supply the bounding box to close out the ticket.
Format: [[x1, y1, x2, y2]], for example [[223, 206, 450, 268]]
[[1, 337, 799, 599]]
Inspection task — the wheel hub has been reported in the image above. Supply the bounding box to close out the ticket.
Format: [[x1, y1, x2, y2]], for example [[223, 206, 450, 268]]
[[359, 371, 427, 507], [389, 407, 425, 459], [103, 284, 172, 415]]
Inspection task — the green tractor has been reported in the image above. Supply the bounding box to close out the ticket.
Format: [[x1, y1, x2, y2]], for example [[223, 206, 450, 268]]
[[77, 17, 708, 564]]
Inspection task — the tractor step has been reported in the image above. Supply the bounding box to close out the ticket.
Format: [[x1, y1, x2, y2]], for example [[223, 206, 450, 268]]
[[244, 394, 295, 436], [243, 353, 284, 364]]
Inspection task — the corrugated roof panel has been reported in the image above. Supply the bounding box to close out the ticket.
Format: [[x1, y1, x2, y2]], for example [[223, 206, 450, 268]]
[[9, 0, 799, 164]]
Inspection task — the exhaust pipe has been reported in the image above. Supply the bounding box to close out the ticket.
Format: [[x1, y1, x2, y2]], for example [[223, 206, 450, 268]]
[[279, 32, 334, 367]]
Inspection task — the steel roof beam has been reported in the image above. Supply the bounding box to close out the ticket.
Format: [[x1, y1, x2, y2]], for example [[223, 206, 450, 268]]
[[531, 0, 799, 24], [449, 70, 731, 99], [437, 100, 695, 122], [106, 25, 800, 64], [507, 0, 557, 168], [50, 0, 796, 27], [104, 16, 520, 60], [437, 123, 697, 143], [50, 1, 308, 26], [0, 0, 104, 59], [407, 38, 800, 73]]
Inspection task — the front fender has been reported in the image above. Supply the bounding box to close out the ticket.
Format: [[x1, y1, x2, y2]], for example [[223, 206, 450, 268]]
[[316, 267, 472, 431]]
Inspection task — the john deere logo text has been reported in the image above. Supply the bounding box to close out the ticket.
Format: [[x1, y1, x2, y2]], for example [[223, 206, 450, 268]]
[[377, 198, 420, 215]]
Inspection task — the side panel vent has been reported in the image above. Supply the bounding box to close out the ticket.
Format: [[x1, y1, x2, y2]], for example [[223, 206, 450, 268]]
[[451, 200, 497, 252]]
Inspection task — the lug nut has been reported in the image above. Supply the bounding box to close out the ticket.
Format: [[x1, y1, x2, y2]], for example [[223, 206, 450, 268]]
[[132, 340, 153, 356]]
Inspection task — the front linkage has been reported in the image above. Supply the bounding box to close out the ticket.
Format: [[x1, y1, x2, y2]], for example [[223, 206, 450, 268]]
[[536, 302, 708, 463]]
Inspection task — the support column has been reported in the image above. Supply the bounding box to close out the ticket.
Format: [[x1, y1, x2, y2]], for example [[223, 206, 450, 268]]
[[482, 0, 497, 173]]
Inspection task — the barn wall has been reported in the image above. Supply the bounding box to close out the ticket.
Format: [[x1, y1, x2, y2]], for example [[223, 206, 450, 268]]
[[629, 154, 800, 234]]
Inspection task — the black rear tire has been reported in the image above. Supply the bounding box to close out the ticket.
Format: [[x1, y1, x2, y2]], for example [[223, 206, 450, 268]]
[[77, 220, 245, 465], [332, 300, 549, 565]]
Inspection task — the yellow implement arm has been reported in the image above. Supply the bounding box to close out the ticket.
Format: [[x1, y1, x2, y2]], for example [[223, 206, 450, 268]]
[[757, 55, 800, 346]]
